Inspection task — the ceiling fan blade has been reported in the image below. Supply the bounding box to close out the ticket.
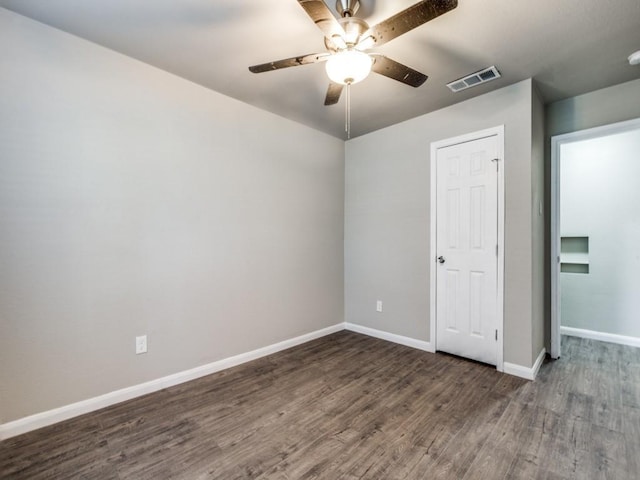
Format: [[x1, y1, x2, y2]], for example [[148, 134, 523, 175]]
[[324, 83, 344, 105], [371, 55, 428, 87], [365, 0, 458, 48], [249, 53, 329, 73], [298, 0, 345, 40]]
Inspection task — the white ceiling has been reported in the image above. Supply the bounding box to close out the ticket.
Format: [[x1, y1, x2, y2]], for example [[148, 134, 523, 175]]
[[1, 0, 639, 139]]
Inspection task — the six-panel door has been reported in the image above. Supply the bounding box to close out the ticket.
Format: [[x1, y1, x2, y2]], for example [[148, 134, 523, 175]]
[[436, 135, 498, 365]]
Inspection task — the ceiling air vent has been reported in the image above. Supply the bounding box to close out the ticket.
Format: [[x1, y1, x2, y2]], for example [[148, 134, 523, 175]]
[[447, 66, 501, 93]]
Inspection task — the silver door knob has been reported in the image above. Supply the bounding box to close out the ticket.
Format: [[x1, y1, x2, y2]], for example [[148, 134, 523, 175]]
[[437, 256, 445, 264]]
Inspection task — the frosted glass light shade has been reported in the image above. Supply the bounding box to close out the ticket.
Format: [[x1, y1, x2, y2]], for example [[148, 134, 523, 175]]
[[325, 50, 372, 85]]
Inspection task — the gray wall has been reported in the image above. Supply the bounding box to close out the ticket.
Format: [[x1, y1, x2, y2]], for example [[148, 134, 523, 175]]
[[0, 9, 344, 423], [545, 78, 640, 349], [345, 79, 539, 368], [531, 86, 546, 364], [547, 79, 640, 137]]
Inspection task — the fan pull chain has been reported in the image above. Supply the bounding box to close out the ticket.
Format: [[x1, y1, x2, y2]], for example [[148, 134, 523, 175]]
[[345, 82, 351, 139]]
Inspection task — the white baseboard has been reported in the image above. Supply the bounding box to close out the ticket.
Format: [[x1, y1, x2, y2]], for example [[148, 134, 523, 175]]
[[561, 326, 640, 348], [0, 323, 344, 441], [345, 322, 434, 353], [1, 322, 556, 440], [503, 347, 546, 381], [346, 323, 548, 381]]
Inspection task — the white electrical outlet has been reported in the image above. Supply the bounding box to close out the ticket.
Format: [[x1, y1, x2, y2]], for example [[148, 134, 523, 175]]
[[376, 300, 383, 312], [135, 335, 147, 354]]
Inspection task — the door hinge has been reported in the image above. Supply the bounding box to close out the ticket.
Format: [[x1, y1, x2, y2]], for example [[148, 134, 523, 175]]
[[496, 244, 498, 256], [495, 329, 498, 341]]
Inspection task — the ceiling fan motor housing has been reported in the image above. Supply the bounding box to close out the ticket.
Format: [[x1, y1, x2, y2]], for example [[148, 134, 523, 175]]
[[339, 17, 369, 46], [324, 16, 370, 52]]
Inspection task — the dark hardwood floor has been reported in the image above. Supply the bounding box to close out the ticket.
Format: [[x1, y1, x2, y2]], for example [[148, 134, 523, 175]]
[[2, 331, 639, 479]]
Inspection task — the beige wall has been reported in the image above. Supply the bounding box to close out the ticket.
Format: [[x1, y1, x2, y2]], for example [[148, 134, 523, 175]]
[[0, 9, 345, 423], [345, 79, 539, 369]]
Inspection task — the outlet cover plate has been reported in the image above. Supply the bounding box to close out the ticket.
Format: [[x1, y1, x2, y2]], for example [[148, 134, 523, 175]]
[[136, 335, 147, 354]]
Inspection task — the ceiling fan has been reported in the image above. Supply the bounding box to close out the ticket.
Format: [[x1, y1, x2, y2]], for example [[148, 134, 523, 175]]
[[248, 0, 458, 106]]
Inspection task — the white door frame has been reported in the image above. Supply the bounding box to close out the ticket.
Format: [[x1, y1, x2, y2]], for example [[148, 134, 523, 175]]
[[550, 117, 640, 359], [429, 125, 505, 372]]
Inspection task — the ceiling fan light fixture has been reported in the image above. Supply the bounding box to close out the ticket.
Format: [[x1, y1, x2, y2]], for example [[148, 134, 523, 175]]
[[325, 50, 372, 85], [629, 50, 640, 65]]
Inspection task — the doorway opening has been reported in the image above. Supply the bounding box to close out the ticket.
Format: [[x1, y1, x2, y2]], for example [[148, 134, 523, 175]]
[[550, 117, 640, 358]]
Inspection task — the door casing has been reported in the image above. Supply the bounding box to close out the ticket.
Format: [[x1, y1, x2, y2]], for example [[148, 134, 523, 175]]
[[429, 125, 505, 372]]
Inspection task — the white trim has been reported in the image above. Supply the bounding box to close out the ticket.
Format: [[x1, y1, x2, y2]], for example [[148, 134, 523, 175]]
[[561, 326, 640, 348], [429, 125, 505, 372], [346, 322, 548, 381], [550, 117, 640, 359], [429, 136, 438, 350], [532, 347, 547, 379], [503, 348, 546, 381], [345, 322, 434, 353], [550, 138, 561, 359], [0, 323, 344, 440]]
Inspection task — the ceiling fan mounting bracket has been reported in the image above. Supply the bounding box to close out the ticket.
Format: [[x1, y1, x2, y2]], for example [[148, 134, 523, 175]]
[[336, 0, 360, 17]]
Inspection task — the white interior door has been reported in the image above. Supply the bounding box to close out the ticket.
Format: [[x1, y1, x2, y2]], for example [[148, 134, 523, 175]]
[[436, 135, 498, 365]]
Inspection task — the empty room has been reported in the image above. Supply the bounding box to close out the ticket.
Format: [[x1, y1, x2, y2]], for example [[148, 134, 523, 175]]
[[1, 0, 640, 478]]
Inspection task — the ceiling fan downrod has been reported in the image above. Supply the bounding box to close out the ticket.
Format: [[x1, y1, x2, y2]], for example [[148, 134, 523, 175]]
[[336, 0, 360, 17]]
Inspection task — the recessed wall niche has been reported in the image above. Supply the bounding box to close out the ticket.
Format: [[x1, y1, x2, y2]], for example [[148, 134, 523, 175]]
[[560, 236, 589, 274]]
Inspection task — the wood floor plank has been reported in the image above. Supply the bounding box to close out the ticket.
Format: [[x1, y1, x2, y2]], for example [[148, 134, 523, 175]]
[[0, 416, 118, 480], [574, 425, 627, 480], [521, 407, 590, 479], [459, 399, 533, 480], [2, 331, 640, 479], [423, 391, 512, 479]]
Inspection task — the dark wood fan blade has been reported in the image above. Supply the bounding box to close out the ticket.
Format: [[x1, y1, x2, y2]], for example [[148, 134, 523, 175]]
[[366, 0, 457, 48], [324, 83, 344, 105], [249, 53, 329, 73], [298, 0, 345, 40], [371, 55, 428, 87]]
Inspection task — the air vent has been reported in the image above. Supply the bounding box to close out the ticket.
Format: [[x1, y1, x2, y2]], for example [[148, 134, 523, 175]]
[[447, 66, 501, 93]]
